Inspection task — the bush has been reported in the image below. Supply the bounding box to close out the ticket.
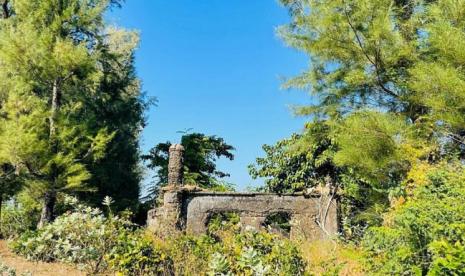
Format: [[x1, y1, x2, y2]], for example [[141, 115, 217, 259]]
[[106, 230, 173, 275], [168, 227, 306, 275], [362, 163, 465, 275], [11, 196, 173, 275], [0, 204, 39, 239]]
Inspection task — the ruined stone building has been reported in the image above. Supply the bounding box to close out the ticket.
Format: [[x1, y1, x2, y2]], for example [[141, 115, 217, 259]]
[[147, 144, 339, 241]]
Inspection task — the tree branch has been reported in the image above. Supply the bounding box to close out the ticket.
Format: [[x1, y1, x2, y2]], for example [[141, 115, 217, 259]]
[[342, 4, 399, 99]]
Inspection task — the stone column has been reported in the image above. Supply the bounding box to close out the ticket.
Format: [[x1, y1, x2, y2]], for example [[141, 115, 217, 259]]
[[168, 144, 184, 186], [147, 144, 186, 236]]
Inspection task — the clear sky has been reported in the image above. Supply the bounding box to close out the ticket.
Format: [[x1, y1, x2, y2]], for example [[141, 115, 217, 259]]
[[107, 1, 312, 191]]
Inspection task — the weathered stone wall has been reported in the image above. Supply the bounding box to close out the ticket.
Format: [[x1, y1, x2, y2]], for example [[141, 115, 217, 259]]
[[148, 188, 338, 240], [147, 144, 339, 241], [182, 192, 338, 240]]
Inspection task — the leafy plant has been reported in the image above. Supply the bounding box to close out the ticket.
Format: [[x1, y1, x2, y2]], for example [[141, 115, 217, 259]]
[[11, 196, 134, 274], [0, 204, 39, 239], [362, 163, 465, 275], [106, 231, 173, 276], [143, 132, 235, 200], [169, 228, 306, 275]]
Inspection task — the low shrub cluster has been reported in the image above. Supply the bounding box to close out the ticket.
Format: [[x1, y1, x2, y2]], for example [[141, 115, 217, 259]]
[[362, 163, 465, 275], [168, 226, 306, 275], [106, 230, 173, 275], [10, 196, 171, 275], [10, 196, 306, 275], [0, 204, 39, 239]]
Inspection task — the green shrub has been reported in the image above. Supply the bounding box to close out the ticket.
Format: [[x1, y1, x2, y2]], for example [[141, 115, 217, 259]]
[[169, 228, 306, 275], [0, 204, 39, 239], [11, 196, 173, 275], [207, 212, 240, 235], [362, 163, 465, 275], [11, 196, 134, 274], [106, 230, 173, 276]]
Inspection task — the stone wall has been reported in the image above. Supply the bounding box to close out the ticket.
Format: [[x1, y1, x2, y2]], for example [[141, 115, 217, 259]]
[[147, 144, 339, 241]]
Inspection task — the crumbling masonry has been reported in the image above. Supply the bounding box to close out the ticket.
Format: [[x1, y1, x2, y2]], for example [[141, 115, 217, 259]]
[[147, 144, 339, 241]]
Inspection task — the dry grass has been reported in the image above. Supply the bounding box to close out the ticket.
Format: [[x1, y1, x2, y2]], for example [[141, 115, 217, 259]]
[[300, 240, 365, 275], [0, 240, 85, 276]]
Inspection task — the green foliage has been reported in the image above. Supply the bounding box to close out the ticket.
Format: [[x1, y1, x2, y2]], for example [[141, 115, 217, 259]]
[[0, 204, 39, 239], [333, 110, 410, 186], [362, 163, 465, 275], [10, 196, 173, 275], [144, 132, 235, 199], [169, 229, 306, 275], [80, 27, 148, 212], [11, 196, 136, 274], [106, 231, 173, 276], [278, 0, 465, 177], [207, 212, 240, 235], [249, 122, 338, 193], [0, 164, 22, 203], [0, 0, 146, 223]]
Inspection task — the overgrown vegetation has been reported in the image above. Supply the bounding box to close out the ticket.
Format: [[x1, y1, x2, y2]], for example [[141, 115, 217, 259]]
[[9, 197, 306, 275], [362, 163, 465, 275], [247, 0, 465, 274], [0, 0, 464, 274]]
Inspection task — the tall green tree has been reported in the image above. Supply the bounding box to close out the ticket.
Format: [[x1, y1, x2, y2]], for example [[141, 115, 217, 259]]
[[0, 0, 145, 226], [78, 27, 148, 212], [279, 0, 465, 176], [144, 132, 235, 200], [278, 0, 465, 199]]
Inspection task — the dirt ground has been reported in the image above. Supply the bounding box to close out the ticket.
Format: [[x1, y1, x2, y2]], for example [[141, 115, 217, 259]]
[[0, 240, 85, 276]]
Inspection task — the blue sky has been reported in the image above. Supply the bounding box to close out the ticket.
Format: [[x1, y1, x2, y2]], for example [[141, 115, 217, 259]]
[[108, 1, 312, 191]]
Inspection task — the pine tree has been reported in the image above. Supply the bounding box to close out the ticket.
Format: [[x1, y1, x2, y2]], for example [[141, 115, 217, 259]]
[[0, 0, 144, 226], [279, 0, 465, 185]]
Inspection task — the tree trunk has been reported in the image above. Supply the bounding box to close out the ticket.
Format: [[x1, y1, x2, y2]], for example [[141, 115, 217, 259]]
[[37, 190, 56, 229], [50, 79, 60, 140], [38, 79, 61, 229]]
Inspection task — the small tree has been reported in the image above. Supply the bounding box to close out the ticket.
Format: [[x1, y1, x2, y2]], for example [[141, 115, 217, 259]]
[[144, 133, 235, 199], [249, 122, 338, 193]]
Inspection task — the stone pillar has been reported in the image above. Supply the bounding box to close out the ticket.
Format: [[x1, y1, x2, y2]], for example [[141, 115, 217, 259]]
[[168, 144, 184, 186], [147, 144, 185, 236]]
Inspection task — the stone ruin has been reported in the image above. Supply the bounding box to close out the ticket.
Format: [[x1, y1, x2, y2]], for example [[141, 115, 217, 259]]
[[147, 144, 339, 241]]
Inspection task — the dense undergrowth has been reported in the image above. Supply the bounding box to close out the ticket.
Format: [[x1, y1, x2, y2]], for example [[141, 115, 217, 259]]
[[6, 196, 306, 275], [1, 163, 464, 275]]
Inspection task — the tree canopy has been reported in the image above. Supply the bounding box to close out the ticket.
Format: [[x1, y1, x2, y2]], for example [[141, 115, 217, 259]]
[[144, 132, 235, 200], [0, 0, 146, 226], [249, 0, 465, 271], [274, 0, 465, 204]]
